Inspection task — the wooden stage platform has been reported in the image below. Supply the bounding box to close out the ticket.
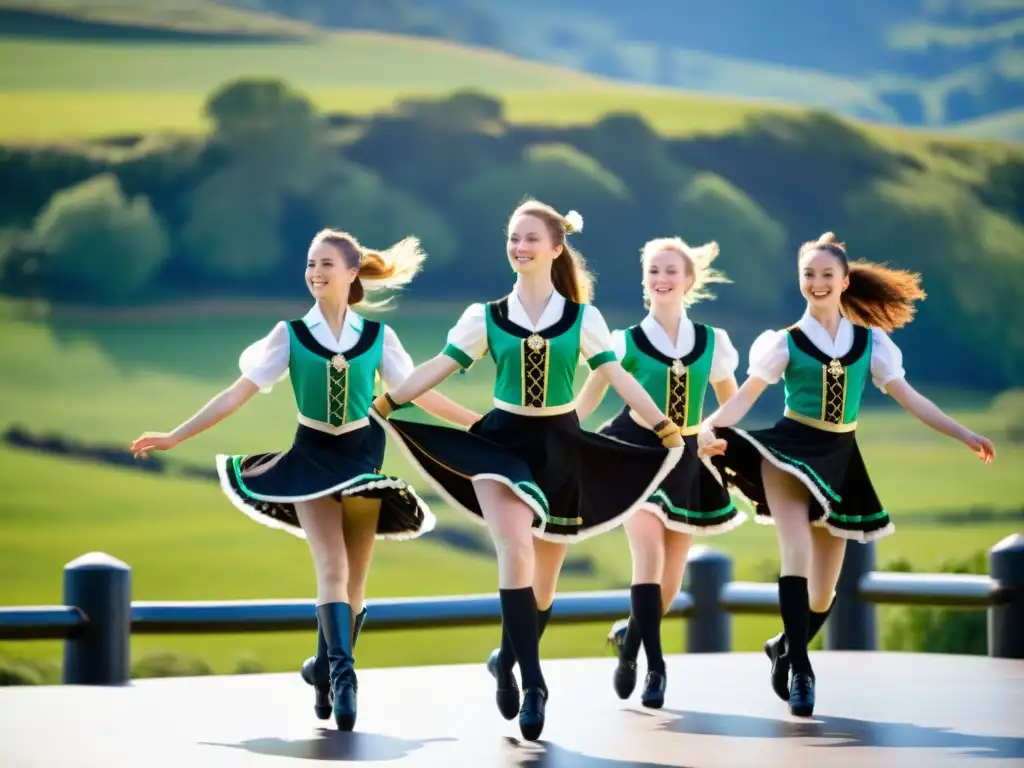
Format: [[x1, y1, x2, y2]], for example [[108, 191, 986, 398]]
[[2, 652, 1022, 767]]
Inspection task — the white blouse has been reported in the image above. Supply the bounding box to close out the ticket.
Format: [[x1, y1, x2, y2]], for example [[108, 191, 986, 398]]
[[748, 311, 906, 393], [239, 305, 415, 393], [610, 310, 739, 384], [444, 289, 615, 366]]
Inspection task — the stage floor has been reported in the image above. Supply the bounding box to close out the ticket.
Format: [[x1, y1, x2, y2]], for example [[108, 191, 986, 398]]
[[2, 651, 1023, 767]]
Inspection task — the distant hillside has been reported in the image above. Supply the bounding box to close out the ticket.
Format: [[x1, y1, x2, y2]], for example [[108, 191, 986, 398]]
[[215, 0, 1024, 136], [951, 109, 1024, 142], [0, 0, 315, 40]]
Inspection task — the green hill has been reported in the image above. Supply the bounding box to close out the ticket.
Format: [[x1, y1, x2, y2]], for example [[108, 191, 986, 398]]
[[0, 0, 315, 39], [0, 29, 775, 142]]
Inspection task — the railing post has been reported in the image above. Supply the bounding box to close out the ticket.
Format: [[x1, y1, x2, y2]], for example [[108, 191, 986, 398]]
[[685, 546, 731, 653], [825, 539, 877, 650], [989, 533, 1024, 659], [62, 552, 132, 685]]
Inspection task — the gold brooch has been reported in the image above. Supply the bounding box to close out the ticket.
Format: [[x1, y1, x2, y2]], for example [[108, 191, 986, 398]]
[[827, 358, 844, 377], [330, 355, 349, 372], [671, 359, 686, 377], [526, 333, 545, 352]]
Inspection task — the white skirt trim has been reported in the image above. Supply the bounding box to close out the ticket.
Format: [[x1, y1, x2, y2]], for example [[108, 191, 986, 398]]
[[367, 410, 551, 535], [726, 429, 895, 543], [215, 453, 436, 542]]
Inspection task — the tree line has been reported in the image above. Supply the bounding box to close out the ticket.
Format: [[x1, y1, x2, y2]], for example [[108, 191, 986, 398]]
[[0, 80, 1022, 389]]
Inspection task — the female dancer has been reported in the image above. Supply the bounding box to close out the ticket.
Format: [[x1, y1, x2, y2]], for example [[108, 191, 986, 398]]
[[698, 232, 996, 717], [129, 229, 480, 731], [369, 199, 684, 741], [570, 236, 746, 709]]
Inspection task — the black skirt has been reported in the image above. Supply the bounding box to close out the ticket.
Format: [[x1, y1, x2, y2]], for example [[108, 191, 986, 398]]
[[598, 409, 746, 535], [215, 420, 434, 541], [715, 417, 893, 542], [370, 407, 682, 542]]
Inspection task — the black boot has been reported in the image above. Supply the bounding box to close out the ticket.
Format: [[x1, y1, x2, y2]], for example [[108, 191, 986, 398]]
[[316, 602, 358, 731], [301, 619, 332, 720], [777, 576, 814, 718], [612, 617, 640, 700], [631, 584, 666, 703], [764, 597, 831, 704], [301, 607, 367, 720], [486, 606, 552, 722], [486, 635, 520, 721], [641, 669, 666, 709], [498, 588, 547, 741], [353, 606, 368, 646], [763, 633, 789, 702], [519, 687, 547, 742], [789, 671, 815, 717]]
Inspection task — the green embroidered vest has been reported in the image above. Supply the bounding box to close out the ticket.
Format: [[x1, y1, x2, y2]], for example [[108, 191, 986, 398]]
[[620, 323, 715, 429], [783, 325, 872, 431], [287, 319, 383, 427], [484, 297, 584, 408]]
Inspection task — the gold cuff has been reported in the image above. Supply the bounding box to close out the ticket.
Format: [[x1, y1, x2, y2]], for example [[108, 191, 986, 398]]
[[372, 394, 394, 418]]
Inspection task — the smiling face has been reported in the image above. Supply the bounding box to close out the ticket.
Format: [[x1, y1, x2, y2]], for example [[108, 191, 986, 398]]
[[799, 247, 849, 310], [507, 213, 562, 278], [644, 248, 695, 308], [305, 239, 359, 302]]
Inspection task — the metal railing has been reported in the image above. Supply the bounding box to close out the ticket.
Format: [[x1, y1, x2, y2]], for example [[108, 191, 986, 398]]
[[1, 533, 1021, 685]]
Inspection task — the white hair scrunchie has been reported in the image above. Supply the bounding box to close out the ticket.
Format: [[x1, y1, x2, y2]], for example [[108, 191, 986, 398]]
[[564, 210, 584, 234]]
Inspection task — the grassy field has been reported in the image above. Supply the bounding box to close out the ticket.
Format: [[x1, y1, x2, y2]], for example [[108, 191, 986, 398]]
[[0, 31, 787, 141], [0, 299, 1020, 678]]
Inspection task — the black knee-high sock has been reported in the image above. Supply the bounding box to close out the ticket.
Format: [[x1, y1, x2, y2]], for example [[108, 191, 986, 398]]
[[778, 576, 811, 674], [780, 596, 834, 652], [499, 605, 553, 672], [622, 616, 642, 662], [538, 605, 552, 640], [498, 624, 515, 672], [630, 584, 665, 674], [499, 588, 545, 692], [808, 598, 834, 643]]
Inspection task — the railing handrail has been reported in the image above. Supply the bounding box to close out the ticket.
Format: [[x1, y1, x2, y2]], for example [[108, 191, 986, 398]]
[[0, 534, 1020, 684], [0, 569, 1014, 639]]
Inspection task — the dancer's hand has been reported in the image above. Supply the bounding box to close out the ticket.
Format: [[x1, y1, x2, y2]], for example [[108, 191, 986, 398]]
[[697, 420, 727, 458], [130, 431, 178, 459], [653, 419, 683, 449], [963, 431, 996, 464]]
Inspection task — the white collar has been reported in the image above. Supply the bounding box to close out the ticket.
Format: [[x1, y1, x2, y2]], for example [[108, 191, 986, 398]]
[[507, 287, 565, 331], [303, 304, 363, 334], [797, 308, 850, 339], [640, 309, 693, 358], [641, 308, 689, 338], [796, 309, 854, 356]]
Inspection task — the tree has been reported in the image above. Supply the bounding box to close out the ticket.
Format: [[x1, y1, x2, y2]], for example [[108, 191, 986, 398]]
[[845, 170, 1024, 388], [180, 166, 283, 281], [450, 143, 634, 296], [669, 173, 789, 311], [181, 78, 332, 282], [204, 78, 325, 195], [316, 162, 460, 271], [32, 174, 169, 303], [883, 551, 988, 655]]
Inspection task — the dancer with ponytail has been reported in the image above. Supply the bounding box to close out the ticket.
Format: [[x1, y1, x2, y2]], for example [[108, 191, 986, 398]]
[[698, 232, 996, 717], [570, 236, 746, 709], [130, 229, 480, 731], [369, 199, 684, 741]]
